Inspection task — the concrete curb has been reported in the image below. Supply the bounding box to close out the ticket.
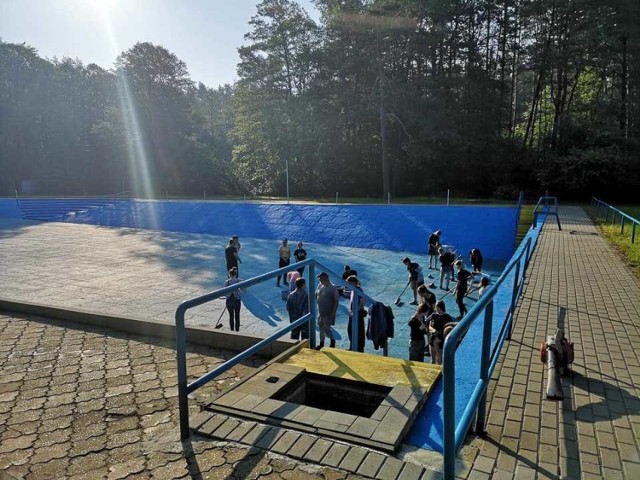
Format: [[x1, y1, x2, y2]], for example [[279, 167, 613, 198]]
[[0, 298, 296, 358]]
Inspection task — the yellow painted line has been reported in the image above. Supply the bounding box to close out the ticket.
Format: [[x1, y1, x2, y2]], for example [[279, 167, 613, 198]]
[[281, 347, 441, 389]]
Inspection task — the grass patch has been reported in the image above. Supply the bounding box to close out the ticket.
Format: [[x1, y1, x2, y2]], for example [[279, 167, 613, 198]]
[[587, 205, 640, 280]]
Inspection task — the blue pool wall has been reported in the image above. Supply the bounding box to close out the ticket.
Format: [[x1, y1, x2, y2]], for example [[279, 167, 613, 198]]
[[0, 200, 20, 218], [0, 199, 519, 261]]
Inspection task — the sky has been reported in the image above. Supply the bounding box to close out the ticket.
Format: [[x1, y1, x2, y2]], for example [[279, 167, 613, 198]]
[[0, 0, 320, 88]]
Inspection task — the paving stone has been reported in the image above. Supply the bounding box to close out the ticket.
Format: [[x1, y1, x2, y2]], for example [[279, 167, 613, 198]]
[[356, 451, 386, 478], [286, 434, 317, 460], [303, 438, 333, 463], [397, 460, 425, 480], [271, 430, 301, 455], [376, 456, 404, 480], [321, 442, 350, 468]]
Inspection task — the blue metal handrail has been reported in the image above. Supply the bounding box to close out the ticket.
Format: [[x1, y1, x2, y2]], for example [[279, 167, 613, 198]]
[[175, 258, 376, 440], [441, 199, 548, 479], [533, 195, 561, 230], [591, 197, 640, 244]]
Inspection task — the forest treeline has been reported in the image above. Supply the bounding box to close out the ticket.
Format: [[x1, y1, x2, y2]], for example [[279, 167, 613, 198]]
[[1, 0, 639, 200]]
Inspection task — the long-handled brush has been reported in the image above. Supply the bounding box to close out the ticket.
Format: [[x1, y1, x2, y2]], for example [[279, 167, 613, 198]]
[[394, 281, 411, 307], [214, 307, 227, 329]]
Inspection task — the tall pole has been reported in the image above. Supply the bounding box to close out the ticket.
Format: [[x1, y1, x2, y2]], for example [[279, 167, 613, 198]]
[[377, 31, 390, 200], [285, 158, 290, 204]]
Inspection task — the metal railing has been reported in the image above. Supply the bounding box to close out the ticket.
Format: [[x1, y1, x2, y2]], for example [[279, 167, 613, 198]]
[[591, 197, 640, 244], [442, 200, 548, 479], [175, 258, 376, 441], [533, 196, 561, 230]]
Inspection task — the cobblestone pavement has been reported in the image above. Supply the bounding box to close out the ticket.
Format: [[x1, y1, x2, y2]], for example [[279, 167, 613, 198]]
[[466, 207, 640, 479], [0, 312, 368, 479]]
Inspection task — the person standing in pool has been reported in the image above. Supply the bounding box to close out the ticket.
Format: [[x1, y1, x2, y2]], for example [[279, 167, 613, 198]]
[[224, 267, 242, 331], [316, 272, 339, 349], [225, 238, 238, 275], [454, 260, 472, 318], [439, 247, 456, 290], [428, 230, 442, 269], [293, 241, 307, 275], [403, 257, 424, 305], [469, 248, 483, 273], [276, 239, 291, 287], [429, 301, 455, 365], [408, 303, 430, 362], [342, 265, 358, 281], [286, 277, 309, 340], [417, 284, 437, 312], [347, 275, 366, 352]]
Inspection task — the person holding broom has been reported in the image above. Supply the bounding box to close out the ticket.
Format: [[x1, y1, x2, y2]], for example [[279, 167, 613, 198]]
[[224, 267, 242, 331], [403, 257, 424, 305]]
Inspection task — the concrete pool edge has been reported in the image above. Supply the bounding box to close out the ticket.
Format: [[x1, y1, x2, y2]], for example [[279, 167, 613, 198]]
[[0, 297, 296, 357]]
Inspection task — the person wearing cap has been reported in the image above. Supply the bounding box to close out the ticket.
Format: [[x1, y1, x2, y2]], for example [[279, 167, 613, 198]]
[[294, 241, 307, 275], [276, 239, 291, 287], [428, 230, 442, 269], [315, 272, 339, 349], [225, 238, 238, 275]]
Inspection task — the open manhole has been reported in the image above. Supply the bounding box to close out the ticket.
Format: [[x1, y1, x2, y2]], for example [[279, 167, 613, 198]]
[[272, 371, 392, 418]]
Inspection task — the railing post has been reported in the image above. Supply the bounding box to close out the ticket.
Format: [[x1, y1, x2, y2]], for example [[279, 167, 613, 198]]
[[351, 291, 359, 351], [476, 299, 494, 435], [611, 210, 616, 226], [308, 263, 317, 349], [443, 339, 456, 480], [507, 262, 521, 341], [621, 216, 625, 235], [175, 308, 190, 440], [632, 223, 636, 244], [604, 208, 609, 223]]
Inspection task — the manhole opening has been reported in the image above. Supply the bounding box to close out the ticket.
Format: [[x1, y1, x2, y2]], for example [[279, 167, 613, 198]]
[[271, 372, 392, 418]]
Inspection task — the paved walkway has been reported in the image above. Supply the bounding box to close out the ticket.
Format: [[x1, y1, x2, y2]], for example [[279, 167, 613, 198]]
[[467, 207, 640, 479], [0, 312, 369, 479]]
